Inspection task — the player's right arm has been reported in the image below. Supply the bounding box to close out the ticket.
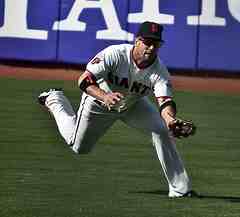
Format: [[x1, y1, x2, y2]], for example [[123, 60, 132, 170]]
[[78, 46, 123, 109], [78, 70, 123, 110]]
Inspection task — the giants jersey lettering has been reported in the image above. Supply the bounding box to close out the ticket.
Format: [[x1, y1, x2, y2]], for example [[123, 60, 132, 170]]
[[86, 44, 173, 106]]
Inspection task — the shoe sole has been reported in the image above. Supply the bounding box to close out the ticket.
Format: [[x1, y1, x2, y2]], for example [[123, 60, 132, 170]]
[[38, 88, 63, 106]]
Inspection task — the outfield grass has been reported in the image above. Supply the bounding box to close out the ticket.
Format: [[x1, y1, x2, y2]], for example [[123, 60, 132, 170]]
[[1, 77, 240, 217]]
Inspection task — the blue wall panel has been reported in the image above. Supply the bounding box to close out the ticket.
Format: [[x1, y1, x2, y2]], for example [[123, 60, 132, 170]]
[[0, 0, 239, 72], [0, 0, 59, 61], [57, 0, 131, 64], [156, 1, 199, 70], [198, 0, 240, 72]]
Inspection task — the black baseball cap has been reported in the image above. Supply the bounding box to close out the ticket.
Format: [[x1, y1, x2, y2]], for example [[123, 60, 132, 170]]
[[136, 21, 164, 42]]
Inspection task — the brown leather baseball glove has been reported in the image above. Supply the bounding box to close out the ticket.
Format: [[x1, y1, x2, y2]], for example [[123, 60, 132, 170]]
[[168, 118, 196, 138]]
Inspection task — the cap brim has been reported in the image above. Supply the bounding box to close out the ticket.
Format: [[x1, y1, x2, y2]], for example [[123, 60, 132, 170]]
[[142, 35, 164, 42]]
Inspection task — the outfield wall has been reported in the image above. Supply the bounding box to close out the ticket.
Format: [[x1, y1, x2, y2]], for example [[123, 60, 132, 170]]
[[0, 0, 239, 73]]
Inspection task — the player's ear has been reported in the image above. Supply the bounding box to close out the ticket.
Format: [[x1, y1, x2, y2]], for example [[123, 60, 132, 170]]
[[135, 38, 141, 47]]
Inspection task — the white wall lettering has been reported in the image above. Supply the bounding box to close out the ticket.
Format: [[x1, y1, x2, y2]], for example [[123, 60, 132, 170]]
[[228, 0, 240, 22], [0, 0, 239, 41], [0, 0, 48, 39], [128, 0, 174, 24], [53, 0, 133, 41], [187, 0, 226, 26]]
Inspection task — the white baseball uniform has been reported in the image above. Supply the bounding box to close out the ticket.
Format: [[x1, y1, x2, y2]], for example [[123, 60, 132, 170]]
[[44, 44, 191, 196]]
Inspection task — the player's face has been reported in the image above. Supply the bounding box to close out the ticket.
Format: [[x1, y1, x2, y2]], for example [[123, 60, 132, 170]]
[[135, 37, 163, 62]]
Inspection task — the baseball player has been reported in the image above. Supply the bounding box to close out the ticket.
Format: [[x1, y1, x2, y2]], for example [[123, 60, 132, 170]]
[[38, 21, 197, 198]]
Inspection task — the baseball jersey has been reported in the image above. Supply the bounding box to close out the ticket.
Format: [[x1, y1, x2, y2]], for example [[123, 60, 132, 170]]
[[86, 44, 173, 109]]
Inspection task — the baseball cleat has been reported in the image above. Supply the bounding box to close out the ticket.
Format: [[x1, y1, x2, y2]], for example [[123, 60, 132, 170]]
[[180, 190, 200, 198], [38, 88, 62, 106], [169, 190, 200, 198]]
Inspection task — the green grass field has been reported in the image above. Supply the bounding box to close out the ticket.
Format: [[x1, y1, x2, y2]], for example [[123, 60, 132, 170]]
[[1, 77, 240, 217]]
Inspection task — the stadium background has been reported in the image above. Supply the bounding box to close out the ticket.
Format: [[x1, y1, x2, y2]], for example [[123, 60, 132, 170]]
[[1, 1, 240, 217]]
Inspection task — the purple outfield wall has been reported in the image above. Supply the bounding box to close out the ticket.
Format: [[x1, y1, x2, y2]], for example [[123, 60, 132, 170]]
[[0, 0, 239, 73]]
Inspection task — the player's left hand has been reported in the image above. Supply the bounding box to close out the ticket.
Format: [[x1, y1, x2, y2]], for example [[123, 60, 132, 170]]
[[168, 118, 196, 138]]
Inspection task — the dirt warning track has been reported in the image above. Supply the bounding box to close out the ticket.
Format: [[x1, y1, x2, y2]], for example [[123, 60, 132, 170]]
[[0, 63, 240, 94]]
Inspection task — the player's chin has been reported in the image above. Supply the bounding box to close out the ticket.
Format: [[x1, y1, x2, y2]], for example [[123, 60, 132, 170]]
[[143, 53, 155, 61], [143, 53, 151, 60]]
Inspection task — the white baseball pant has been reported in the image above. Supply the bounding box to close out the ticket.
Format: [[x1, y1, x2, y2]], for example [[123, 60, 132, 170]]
[[44, 90, 191, 196]]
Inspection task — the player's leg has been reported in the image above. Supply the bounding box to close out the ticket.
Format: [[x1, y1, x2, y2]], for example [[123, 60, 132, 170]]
[[38, 89, 77, 144], [120, 97, 192, 197], [70, 94, 117, 154], [39, 89, 117, 154]]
